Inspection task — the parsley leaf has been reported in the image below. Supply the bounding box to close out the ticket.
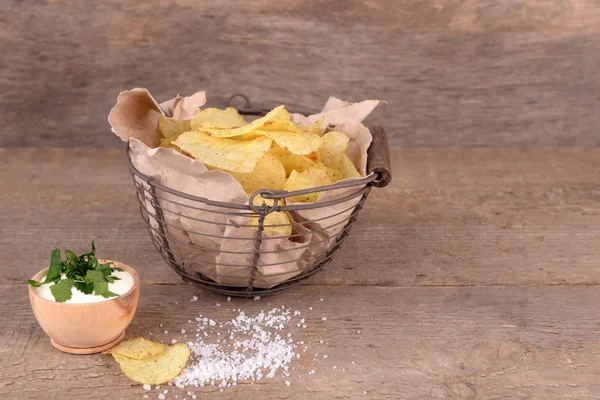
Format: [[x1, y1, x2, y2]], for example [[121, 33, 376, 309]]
[[28, 279, 42, 287], [50, 278, 74, 303], [84, 269, 105, 284], [74, 281, 93, 294], [28, 242, 123, 302], [93, 280, 109, 296], [45, 249, 63, 283]]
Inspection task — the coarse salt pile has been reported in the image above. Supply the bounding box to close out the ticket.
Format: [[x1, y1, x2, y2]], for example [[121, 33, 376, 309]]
[[174, 307, 298, 388]]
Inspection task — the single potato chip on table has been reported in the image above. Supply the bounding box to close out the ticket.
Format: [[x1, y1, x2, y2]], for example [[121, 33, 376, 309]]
[[103, 337, 167, 359], [173, 131, 273, 173], [112, 343, 190, 385]]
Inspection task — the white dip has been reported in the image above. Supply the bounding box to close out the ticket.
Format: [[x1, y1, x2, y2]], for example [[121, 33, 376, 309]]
[[36, 269, 134, 304]]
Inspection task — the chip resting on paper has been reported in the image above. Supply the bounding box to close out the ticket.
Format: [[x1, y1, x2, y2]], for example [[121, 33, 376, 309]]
[[318, 131, 361, 179], [284, 168, 335, 203], [173, 131, 273, 173], [158, 116, 190, 140]]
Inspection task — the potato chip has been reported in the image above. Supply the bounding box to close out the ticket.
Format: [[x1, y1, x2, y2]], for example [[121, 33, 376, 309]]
[[306, 116, 325, 136], [158, 115, 190, 140], [258, 120, 301, 133], [246, 130, 322, 156], [103, 337, 167, 360], [198, 105, 287, 137], [173, 131, 273, 173], [112, 343, 190, 385], [284, 168, 334, 203], [228, 153, 286, 194], [249, 195, 292, 237], [271, 106, 291, 122], [267, 144, 316, 176], [339, 155, 362, 179], [159, 137, 181, 151], [190, 107, 246, 130], [319, 164, 343, 183], [318, 131, 361, 179]]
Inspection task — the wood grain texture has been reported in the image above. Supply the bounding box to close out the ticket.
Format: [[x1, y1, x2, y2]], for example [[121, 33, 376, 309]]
[[1, 0, 600, 147], [2, 284, 600, 399], [2, 147, 600, 287]]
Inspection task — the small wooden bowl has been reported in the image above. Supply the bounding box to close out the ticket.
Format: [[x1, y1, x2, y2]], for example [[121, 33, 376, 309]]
[[28, 260, 140, 355]]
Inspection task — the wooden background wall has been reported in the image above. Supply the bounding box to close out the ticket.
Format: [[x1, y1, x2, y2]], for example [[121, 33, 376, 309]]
[[1, 0, 599, 147]]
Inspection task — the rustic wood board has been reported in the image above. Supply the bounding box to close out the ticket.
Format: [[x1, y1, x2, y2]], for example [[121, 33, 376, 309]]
[[2, 0, 600, 147], [1, 284, 599, 400], [2, 148, 600, 286]]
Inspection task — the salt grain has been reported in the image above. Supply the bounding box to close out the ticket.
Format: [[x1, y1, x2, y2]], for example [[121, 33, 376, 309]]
[[227, 297, 231, 302], [158, 395, 165, 400], [181, 330, 186, 334], [253, 296, 261, 301], [216, 303, 221, 307], [174, 307, 298, 389], [321, 317, 327, 321], [164, 330, 169, 334], [285, 381, 291, 386], [143, 384, 151, 390]]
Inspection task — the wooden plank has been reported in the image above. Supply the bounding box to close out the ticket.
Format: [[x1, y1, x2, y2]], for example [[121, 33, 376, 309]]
[[2, 147, 600, 287], [1, 1, 600, 147], [1, 284, 599, 399]]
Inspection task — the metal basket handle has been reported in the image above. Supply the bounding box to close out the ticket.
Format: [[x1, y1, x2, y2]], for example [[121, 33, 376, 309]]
[[366, 125, 392, 188]]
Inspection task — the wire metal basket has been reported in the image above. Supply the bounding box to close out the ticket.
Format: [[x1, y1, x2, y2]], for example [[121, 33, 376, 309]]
[[125, 99, 392, 297]]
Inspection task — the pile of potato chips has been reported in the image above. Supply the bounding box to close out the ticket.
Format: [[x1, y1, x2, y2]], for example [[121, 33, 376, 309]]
[[157, 105, 362, 237], [105, 337, 190, 385]]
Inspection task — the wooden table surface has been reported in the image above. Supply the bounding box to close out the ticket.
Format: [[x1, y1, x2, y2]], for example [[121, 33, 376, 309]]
[[2, 1, 600, 398], [2, 147, 600, 399]]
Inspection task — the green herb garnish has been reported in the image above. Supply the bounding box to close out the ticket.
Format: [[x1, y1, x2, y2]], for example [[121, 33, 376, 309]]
[[28, 242, 121, 302]]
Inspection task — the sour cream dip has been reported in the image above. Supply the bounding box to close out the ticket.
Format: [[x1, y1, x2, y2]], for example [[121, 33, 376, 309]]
[[36, 269, 134, 304]]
